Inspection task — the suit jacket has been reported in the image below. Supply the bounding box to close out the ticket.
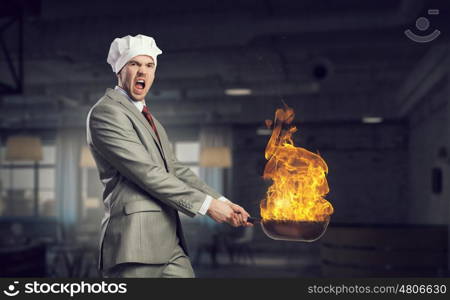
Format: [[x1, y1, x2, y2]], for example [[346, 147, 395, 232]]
[[86, 88, 222, 271]]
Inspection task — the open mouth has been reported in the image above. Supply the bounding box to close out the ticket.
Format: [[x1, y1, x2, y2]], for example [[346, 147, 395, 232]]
[[135, 79, 146, 90]]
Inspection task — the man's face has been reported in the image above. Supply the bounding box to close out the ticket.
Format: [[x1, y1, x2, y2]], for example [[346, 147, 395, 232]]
[[118, 55, 156, 101]]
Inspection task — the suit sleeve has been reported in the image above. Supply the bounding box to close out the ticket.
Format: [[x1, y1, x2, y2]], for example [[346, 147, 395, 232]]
[[88, 104, 206, 217]]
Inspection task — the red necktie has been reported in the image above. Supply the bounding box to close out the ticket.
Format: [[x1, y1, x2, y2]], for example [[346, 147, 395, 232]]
[[142, 105, 161, 141], [142, 105, 169, 172]]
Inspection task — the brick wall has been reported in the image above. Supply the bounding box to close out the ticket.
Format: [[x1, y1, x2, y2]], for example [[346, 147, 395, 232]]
[[407, 76, 449, 225]]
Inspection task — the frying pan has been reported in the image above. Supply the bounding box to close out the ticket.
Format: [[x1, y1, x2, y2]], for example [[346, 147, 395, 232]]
[[246, 216, 330, 242]]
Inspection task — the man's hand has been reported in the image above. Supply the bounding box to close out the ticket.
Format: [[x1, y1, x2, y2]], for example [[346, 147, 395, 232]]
[[227, 202, 254, 227], [206, 198, 240, 227]]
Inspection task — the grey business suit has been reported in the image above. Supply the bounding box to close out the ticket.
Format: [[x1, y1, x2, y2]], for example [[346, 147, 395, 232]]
[[86, 88, 221, 274]]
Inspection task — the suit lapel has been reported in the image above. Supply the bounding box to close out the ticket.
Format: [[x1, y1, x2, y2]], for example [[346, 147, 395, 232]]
[[152, 116, 174, 171], [106, 89, 167, 165]]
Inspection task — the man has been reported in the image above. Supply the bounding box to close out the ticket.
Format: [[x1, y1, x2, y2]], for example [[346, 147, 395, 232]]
[[86, 34, 252, 278]]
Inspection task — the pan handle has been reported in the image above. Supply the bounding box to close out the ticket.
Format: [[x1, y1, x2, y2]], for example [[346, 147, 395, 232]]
[[235, 211, 260, 224], [247, 217, 261, 224]]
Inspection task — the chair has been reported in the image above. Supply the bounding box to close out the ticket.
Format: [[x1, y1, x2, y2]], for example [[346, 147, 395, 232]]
[[224, 227, 255, 265]]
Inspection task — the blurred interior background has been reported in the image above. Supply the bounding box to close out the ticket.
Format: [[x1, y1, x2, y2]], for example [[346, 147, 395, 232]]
[[0, 0, 449, 278]]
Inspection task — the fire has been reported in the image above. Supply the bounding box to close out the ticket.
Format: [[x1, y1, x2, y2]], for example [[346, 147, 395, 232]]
[[260, 103, 334, 222]]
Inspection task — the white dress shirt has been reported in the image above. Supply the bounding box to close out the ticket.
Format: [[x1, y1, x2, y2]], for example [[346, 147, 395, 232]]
[[114, 86, 229, 215]]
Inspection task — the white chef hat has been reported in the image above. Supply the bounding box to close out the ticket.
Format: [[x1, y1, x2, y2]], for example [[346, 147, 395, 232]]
[[107, 34, 162, 74]]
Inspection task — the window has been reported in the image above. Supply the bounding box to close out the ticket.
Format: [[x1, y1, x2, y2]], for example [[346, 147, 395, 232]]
[[174, 141, 200, 176], [172, 140, 225, 194], [0, 145, 56, 217]]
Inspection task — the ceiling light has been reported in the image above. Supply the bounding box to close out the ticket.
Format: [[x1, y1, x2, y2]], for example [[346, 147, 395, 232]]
[[362, 117, 383, 124], [256, 128, 272, 136], [79, 146, 96, 168], [5, 136, 43, 161], [224, 88, 252, 96], [199, 147, 232, 168]]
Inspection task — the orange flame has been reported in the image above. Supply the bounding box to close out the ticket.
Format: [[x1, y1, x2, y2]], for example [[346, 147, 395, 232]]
[[260, 104, 334, 222]]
